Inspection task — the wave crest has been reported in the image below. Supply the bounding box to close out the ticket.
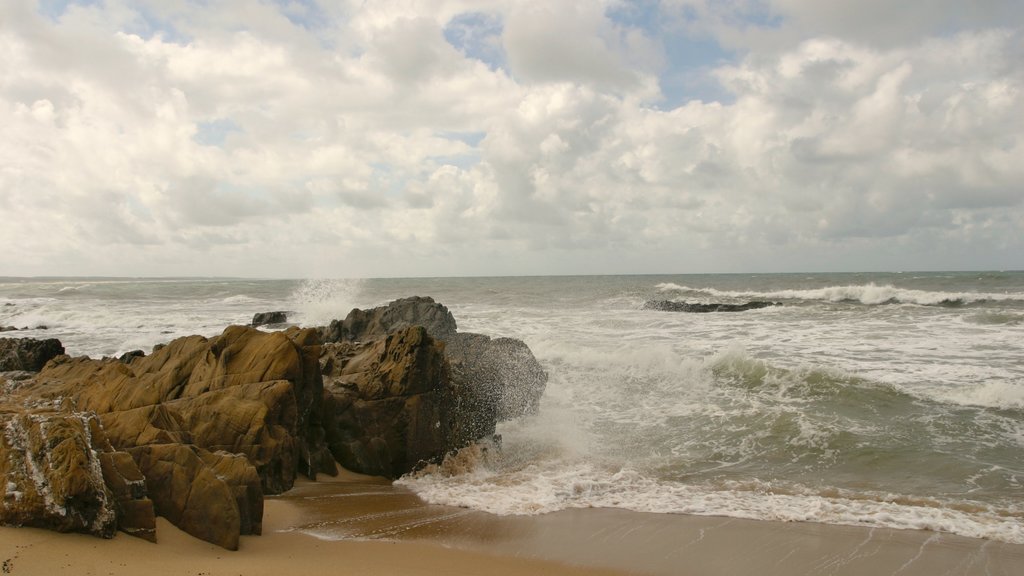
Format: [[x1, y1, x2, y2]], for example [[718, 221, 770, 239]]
[[655, 282, 1024, 306]]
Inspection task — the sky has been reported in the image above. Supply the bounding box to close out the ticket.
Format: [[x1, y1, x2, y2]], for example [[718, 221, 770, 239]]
[[1, 0, 1022, 278]]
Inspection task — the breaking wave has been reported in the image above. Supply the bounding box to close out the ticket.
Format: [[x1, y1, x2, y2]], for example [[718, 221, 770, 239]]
[[655, 282, 1024, 307]]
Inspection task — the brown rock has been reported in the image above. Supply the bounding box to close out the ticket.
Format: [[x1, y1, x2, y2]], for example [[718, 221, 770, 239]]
[[127, 444, 241, 550], [98, 451, 157, 542], [0, 411, 117, 538], [4, 325, 333, 548]]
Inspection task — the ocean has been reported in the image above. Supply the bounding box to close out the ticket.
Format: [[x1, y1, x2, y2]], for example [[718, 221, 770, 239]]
[[1, 272, 1022, 544]]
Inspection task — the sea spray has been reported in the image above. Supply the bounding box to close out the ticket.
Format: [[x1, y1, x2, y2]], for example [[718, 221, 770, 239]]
[[287, 278, 366, 326]]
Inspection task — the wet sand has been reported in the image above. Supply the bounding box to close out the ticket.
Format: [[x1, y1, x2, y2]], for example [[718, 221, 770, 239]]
[[3, 470, 1023, 576], [282, 472, 1024, 576]]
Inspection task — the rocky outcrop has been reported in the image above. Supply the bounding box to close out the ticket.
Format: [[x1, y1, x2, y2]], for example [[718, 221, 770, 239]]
[[317, 298, 546, 478], [2, 325, 332, 549], [0, 337, 65, 372], [643, 300, 780, 313], [1, 296, 547, 549], [320, 296, 457, 343], [252, 311, 289, 327]]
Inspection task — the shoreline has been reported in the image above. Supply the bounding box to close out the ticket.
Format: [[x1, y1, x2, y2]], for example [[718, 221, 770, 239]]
[[279, 473, 1024, 576], [3, 470, 1024, 576]]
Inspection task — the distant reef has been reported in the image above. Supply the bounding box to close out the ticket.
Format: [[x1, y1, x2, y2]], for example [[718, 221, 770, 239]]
[[643, 300, 780, 313], [0, 297, 545, 550]]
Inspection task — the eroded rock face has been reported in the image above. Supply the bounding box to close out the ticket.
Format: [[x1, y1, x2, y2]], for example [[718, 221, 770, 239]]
[[2, 325, 332, 549], [128, 444, 243, 550], [0, 337, 65, 372], [0, 411, 119, 538]]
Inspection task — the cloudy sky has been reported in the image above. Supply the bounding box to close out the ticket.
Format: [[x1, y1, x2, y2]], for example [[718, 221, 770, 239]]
[[1, 0, 1022, 278]]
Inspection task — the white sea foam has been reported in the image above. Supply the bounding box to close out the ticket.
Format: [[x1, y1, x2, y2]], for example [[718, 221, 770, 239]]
[[399, 448, 1024, 544], [655, 282, 1024, 306]]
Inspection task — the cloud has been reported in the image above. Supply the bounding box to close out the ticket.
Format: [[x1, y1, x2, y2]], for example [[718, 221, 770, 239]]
[[0, 0, 1021, 277]]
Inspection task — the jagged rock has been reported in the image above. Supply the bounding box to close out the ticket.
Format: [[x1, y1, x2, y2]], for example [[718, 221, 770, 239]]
[[0, 337, 65, 372], [0, 326, 17, 332], [320, 296, 457, 343], [2, 296, 547, 548], [252, 311, 289, 327], [0, 411, 118, 538], [320, 326, 452, 478], [642, 300, 780, 313], [322, 297, 546, 420], [4, 325, 333, 549]]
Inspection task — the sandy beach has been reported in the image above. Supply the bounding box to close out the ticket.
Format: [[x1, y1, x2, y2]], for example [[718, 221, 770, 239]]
[[3, 470, 1023, 576]]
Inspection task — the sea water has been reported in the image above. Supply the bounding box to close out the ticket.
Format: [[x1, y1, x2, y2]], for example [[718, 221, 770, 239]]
[[1, 272, 1022, 543]]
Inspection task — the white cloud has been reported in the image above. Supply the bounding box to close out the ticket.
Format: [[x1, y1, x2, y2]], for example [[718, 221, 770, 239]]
[[0, 1, 1021, 277]]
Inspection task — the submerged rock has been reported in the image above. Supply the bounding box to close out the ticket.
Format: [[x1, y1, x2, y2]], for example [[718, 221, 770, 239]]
[[643, 300, 780, 313]]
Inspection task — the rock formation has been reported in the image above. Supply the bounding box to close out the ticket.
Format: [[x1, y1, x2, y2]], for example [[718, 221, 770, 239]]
[[251, 311, 289, 327], [318, 297, 546, 478], [0, 337, 65, 371], [1, 297, 547, 549], [1, 326, 330, 549], [642, 300, 780, 313], [320, 296, 457, 342]]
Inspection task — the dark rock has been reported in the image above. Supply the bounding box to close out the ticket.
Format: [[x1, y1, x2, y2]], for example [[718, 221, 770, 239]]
[[118, 350, 145, 364], [0, 337, 65, 372], [642, 300, 780, 313], [0, 326, 16, 332], [445, 333, 547, 422], [320, 326, 452, 478], [251, 311, 289, 327], [320, 296, 457, 343], [317, 298, 547, 478]]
